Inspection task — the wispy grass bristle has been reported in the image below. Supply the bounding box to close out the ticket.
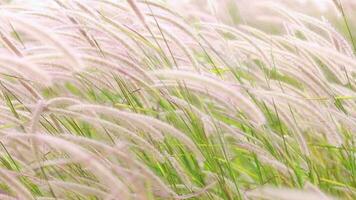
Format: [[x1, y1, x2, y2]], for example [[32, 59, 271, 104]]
[[0, 0, 355, 199]]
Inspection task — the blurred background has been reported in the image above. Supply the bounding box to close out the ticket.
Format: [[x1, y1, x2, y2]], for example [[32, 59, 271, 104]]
[[1, 0, 354, 44]]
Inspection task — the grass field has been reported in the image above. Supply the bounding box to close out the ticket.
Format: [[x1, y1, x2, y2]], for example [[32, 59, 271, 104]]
[[0, 0, 355, 199]]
